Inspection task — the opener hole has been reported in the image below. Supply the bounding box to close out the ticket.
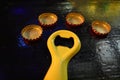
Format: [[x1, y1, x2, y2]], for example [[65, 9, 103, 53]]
[[55, 35, 74, 48]]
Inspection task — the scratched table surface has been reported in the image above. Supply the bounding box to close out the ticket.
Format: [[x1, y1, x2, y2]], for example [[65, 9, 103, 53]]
[[1, 0, 120, 80]]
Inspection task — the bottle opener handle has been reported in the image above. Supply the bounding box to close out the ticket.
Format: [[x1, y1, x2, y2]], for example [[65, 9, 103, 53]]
[[44, 30, 81, 80]]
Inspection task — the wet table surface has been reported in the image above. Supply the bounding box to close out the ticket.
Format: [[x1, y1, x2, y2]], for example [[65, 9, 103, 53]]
[[1, 0, 120, 80]]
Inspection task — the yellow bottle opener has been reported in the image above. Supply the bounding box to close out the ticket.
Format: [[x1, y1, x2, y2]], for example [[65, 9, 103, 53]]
[[44, 30, 81, 80]]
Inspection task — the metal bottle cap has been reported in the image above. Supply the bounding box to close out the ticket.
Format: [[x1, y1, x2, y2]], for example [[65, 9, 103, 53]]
[[21, 24, 43, 41], [91, 20, 111, 36], [38, 13, 58, 27], [66, 12, 85, 27]]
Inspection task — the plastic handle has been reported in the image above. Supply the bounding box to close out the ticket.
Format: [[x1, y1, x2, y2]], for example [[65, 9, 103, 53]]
[[44, 30, 81, 80]]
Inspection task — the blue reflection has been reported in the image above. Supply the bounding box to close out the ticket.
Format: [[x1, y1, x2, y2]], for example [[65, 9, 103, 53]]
[[17, 34, 29, 48], [11, 7, 26, 15]]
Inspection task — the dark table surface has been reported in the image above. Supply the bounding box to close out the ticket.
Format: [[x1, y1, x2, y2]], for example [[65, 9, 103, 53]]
[[1, 0, 120, 80]]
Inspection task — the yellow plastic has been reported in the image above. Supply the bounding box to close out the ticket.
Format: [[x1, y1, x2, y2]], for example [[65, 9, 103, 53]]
[[44, 30, 81, 80]]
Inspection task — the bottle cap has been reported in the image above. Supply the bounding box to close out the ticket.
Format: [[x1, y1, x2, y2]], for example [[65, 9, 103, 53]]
[[91, 20, 111, 37], [38, 13, 58, 28], [21, 24, 43, 41], [66, 12, 85, 27]]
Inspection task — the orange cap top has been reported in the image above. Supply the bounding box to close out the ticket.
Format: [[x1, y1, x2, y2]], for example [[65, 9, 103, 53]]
[[91, 20, 111, 36], [66, 12, 85, 27], [38, 13, 58, 27], [21, 24, 43, 41]]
